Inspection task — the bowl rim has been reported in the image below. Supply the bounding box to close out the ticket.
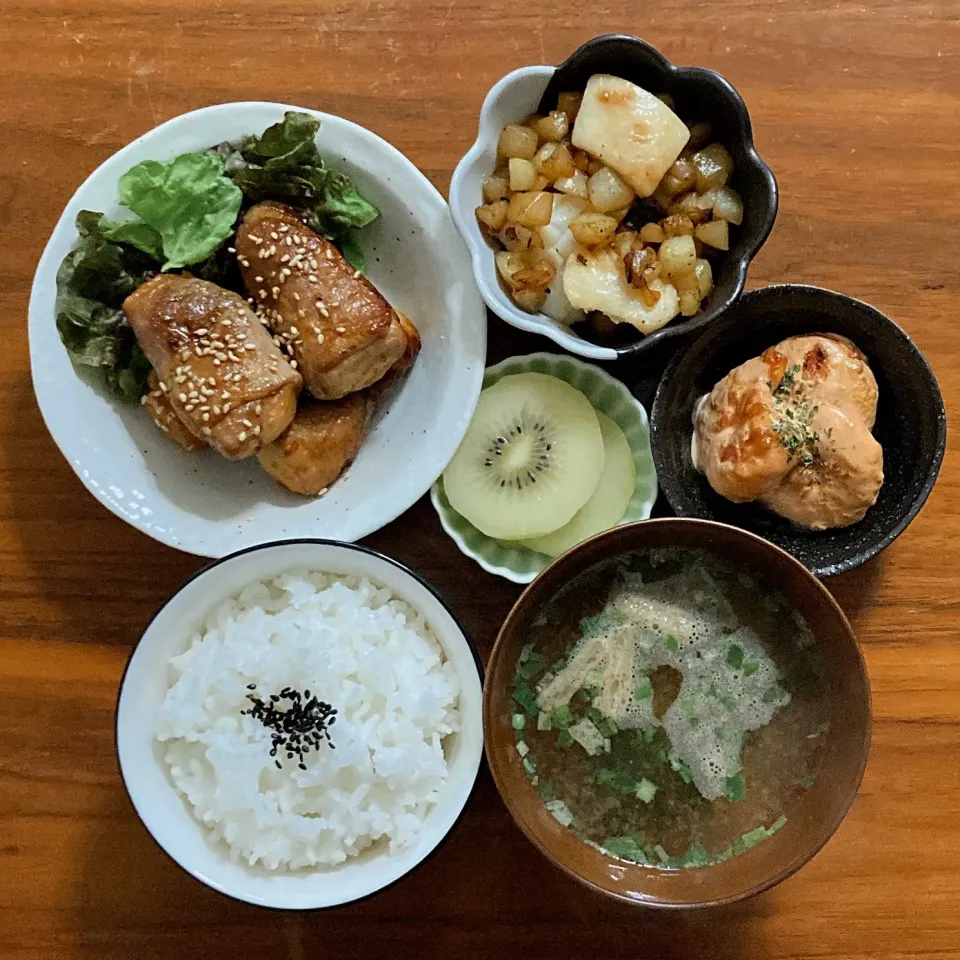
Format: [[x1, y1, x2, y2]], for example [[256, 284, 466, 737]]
[[115, 537, 484, 909], [430, 350, 658, 583], [650, 283, 948, 577], [448, 33, 778, 360], [482, 517, 872, 908], [30, 100, 486, 558]]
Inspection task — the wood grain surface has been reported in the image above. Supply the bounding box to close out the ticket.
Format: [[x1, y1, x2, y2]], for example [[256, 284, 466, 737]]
[[1, 1, 958, 957]]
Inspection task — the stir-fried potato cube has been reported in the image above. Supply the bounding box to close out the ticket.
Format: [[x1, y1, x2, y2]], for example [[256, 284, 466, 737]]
[[587, 166, 635, 213], [475, 200, 509, 233], [640, 222, 665, 244], [557, 91, 584, 121], [508, 157, 537, 191], [695, 218, 730, 250], [708, 186, 744, 225], [499, 123, 539, 159], [534, 110, 570, 143], [692, 143, 734, 192], [482, 173, 509, 203], [507, 191, 554, 228], [553, 168, 589, 199], [569, 212, 620, 248], [694, 258, 714, 299], [534, 141, 576, 181], [659, 235, 697, 276]]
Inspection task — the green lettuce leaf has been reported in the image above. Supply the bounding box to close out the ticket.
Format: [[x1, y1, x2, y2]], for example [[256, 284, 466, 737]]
[[118, 153, 243, 269], [96, 217, 164, 260], [55, 211, 158, 401]]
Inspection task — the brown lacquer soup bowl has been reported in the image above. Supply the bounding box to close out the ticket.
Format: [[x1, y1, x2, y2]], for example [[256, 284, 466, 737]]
[[483, 518, 870, 908]]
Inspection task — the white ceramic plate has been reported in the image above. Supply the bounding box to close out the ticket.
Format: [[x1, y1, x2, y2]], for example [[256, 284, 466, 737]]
[[116, 539, 484, 909], [449, 66, 619, 361], [30, 102, 486, 557]]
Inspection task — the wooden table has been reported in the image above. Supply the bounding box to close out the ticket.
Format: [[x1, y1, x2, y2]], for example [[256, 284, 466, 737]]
[[2, 1, 958, 956]]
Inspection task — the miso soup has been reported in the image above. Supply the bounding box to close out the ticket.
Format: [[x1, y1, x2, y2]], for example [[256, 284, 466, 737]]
[[510, 548, 829, 868]]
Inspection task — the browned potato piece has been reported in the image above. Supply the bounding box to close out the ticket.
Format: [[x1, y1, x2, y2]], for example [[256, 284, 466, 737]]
[[475, 200, 509, 233], [509, 157, 537, 191], [569, 212, 619, 248], [692, 143, 735, 192], [534, 142, 576, 181], [506, 191, 553, 228], [695, 218, 731, 251], [499, 123, 538, 159], [482, 174, 509, 203], [534, 110, 570, 142], [556, 91, 584, 121]]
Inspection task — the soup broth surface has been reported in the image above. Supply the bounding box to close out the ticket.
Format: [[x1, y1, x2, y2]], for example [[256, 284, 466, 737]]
[[511, 548, 829, 868]]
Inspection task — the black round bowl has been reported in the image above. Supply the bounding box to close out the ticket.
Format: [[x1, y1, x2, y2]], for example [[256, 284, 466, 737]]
[[538, 34, 778, 359], [650, 285, 947, 577]]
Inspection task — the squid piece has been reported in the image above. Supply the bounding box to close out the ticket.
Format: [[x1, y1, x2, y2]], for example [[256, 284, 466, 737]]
[[235, 201, 406, 400], [141, 370, 206, 451], [124, 275, 301, 460]]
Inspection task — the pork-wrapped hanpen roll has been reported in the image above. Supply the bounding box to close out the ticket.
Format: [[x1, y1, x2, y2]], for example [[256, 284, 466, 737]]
[[235, 201, 407, 400], [123, 275, 302, 460]]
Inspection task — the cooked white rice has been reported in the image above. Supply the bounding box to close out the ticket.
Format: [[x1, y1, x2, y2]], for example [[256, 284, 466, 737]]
[[155, 570, 460, 870]]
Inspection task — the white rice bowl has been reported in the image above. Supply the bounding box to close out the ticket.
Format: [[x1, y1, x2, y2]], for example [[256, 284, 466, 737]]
[[156, 570, 461, 871]]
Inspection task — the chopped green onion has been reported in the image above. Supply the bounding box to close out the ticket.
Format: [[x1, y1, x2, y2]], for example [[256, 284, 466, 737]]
[[586, 705, 604, 725], [512, 681, 539, 716], [511, 713, 526, 731], [552, 705, 574, 728], [519, 643, 533, 663], [516, 740, 529, 758], [634, 676, 653, 700], [537, 710, 552, 731], [768, 815, 787, 835], [679, 841, 710, 867], [736, 826, 768, 852], [665, 634, 679, 652], [537, 780, 554, 802], [726, 644, 744, 669], [635, 778, 657, 804], [653, 844, 671, 864], [597, 768, 635, 793], [800, 775, 814, 791], [522, 755, 536, 776], [519, 651, 546, 679], [635, 725, 655, 744], [743, 659, 760, 677], [670, 756, 693, 783], [557, 730, 574, 748], [545, 799, 573, 826], [724, 773, 746, 803], [762, 685, 783, 703], [597, 717, 618, 738]]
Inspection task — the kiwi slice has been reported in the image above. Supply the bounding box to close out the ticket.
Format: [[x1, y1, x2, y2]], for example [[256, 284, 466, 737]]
[[518, 411, 637, 557], [443, 372, 604, 539]]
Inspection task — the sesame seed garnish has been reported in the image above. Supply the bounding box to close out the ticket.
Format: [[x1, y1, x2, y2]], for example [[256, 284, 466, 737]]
[[279, 224, 289, 233], [254, 425, 261, 436], [326, 249, 334, 260], [239, 257, 250, 268], [272, 286, 281, 297], [308, 275, 318, 283], [202, 426, 212, 436], [255, 404, 262, 415], [255, 276, 264, 283], [178, 393, 187, 403], [280, 253, 290, 263], [335, 326, 346, 334], [290, 360, 298, 369], [213, 358, 221, 366], [202, 412, 210, 422], [259, 289, 268, 299], [238, 431, 247, 441], [290, 326, 299, 335], [270, 232, 279, 240], [292, 292, 300, 301], [281, 268, 292, 277], [227, 247, 236, 253], [213, 405, 222, 415], [317, 333, 325, 343], [353, 269, 361, 278], [251, 236, 263, 245], [159, 381, 168, 393]]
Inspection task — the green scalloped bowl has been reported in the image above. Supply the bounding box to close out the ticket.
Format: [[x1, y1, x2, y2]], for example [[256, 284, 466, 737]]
[[430, 353, 658, 583]]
